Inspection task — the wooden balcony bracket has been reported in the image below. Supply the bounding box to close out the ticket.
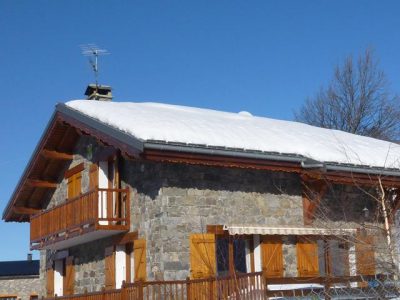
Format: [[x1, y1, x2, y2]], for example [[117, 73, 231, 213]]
[[41, 149, 73, 160], [26, 179, 57, 189], [13, 206, 41, 215]]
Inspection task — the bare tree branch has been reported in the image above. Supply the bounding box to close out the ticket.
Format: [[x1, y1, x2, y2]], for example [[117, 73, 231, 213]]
[[294, 48, 400, 141]]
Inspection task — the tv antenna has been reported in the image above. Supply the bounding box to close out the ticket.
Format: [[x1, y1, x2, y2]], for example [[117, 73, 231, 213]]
[[80, 44, 110, 86]]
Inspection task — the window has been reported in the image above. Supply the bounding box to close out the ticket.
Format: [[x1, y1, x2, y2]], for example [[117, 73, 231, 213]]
[[0, 296, 17, 300]]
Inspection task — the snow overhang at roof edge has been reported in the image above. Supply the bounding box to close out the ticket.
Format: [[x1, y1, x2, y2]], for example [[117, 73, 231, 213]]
[[56, 103, 144, 152]]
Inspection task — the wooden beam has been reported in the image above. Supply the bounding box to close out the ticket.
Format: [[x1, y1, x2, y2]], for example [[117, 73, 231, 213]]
[[26, 179, 57, 189], [41, 149, 73, 160], [13, 206, 41, 215]]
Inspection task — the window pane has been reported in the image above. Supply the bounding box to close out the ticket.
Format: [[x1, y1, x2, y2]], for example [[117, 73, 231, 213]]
[[216, 238, 229, 276], [234, 239, 247, 273]]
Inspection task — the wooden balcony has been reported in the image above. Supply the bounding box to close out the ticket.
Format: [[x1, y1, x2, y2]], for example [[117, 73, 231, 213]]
[[30, 188, 130, 250]]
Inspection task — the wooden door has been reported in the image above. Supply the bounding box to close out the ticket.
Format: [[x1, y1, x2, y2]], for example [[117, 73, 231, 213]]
[[356, 234, 375, 275], [105, 246, 115, 289], [190, 233, 216, 279], [64, 256, 74, 295], [297, 239, 319, 277], [134, 239, 147, 281], [261, 236, 284, 277]]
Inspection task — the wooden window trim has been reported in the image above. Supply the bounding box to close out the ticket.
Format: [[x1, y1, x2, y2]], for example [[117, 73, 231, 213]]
[[64, 163, 84, 179]]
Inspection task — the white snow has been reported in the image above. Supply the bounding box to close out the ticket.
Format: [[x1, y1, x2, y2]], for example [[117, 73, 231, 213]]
[[66, 100, 400, 169]]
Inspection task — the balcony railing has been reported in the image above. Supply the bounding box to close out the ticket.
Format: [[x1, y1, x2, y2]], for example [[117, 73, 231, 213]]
[[30, 188, 130, 249]]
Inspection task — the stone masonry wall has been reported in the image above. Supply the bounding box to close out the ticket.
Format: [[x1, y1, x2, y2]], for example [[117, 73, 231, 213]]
[[0, 277, 40, 300], [41, 136, 114, 295], [123, 160, 304, 280]]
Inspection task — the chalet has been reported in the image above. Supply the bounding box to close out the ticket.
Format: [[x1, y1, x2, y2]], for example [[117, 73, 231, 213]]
[[0, 255, 40, 300], [3, 85, 400, 297]]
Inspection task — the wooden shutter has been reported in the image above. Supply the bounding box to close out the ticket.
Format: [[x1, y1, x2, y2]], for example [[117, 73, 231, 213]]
[[356, 234, 375, 275], [134, 239, 147, 281], [89, 163, 99, 190], [64, 256, 74, 295], [261, 236, 284, 278], [67, 172, 82, 199], [105, 246, 116, 289], [190, 233, 216, 279], [46, 265, 54, 297], [297, 239, 319, 277]]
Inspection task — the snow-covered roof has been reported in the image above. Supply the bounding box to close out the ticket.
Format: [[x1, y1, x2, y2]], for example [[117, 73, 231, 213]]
[[66, 100, 400, 170]]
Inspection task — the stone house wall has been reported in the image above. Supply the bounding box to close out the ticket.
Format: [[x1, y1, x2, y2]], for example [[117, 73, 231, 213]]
[[40, 135, 392, 294], [122, 160, 304, 280], [0, 277, 40, 300]]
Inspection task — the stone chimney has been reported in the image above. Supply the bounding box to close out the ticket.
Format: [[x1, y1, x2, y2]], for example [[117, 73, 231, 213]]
[[84, 84, 113, 101]]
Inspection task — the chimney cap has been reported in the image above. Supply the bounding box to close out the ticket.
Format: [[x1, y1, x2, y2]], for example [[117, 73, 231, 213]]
[[85, 84, 113, 101]]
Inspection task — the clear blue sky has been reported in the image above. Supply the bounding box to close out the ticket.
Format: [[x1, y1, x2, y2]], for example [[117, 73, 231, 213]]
[[1, 0, 400, 261]]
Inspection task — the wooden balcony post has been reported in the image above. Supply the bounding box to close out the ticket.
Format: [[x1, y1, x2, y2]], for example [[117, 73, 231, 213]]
[[121, 280, 127, 300], [186, 277, 191, 300], [209, 276, 214, 300], [138, 280, 144, 299]]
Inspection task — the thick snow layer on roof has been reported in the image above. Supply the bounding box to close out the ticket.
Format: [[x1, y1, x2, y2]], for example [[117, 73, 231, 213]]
[[66, 100, 400, 169]]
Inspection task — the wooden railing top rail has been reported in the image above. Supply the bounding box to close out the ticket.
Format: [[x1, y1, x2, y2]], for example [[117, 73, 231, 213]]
[[122, 271, 263, 287], [30, 187, 130, 220], [265, 274, 389, 285]]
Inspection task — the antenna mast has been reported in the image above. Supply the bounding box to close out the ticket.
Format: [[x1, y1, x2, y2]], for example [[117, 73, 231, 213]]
[[80, 44, 110, 87]]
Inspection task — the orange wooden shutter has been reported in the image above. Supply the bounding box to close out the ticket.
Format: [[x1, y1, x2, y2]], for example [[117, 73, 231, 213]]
[[67, 172, 82, 199], [64, 256, 74, 295], [105, 246, 116, 289], [89, 163, 99, 190], [46, 265, 54, 297], [189, 233, 216, 279], [356, 234, 375, 275], [261, 236, 284, 278], [134, 239, 147, 281], [297, 239, 319, 277]]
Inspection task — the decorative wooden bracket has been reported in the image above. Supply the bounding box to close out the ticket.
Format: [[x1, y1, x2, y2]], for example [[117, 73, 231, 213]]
[[302, 176, 327, 225]]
